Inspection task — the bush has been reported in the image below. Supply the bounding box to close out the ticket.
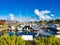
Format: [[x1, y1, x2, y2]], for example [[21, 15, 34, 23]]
[[34, 36, 60, 45], [0, 34, 25, 45], [0, 34, 60, 45]]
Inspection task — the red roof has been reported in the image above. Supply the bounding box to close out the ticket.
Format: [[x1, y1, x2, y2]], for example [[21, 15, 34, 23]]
[[0, 22, 5, 25]]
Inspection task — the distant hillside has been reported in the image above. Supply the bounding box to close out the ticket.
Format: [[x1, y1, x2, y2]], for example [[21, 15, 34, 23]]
[[47, 19, 60, 24], [33, 19, 60, 24]]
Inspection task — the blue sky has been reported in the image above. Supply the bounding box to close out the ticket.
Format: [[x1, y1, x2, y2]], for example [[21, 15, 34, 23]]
[[0, 0, 60, 21]]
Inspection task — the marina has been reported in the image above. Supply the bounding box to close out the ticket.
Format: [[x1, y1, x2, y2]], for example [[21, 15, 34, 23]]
[[0, 22, 60, 39], [0, 0, 60, 45]]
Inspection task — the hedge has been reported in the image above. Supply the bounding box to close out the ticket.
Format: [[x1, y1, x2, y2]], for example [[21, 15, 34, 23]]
[[0, 34, 60, 45]]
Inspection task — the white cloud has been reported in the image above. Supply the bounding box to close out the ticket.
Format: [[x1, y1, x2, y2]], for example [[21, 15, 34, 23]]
[[0, 17, 7, 20], [34, 9, 40, 16], [7, 9, 55, 22], [16, 16, 39, 22], [51, 14, 54, 17], [34, 9, 53, 21], [9, 14, 14, 20], [28, 17, 39, 22]]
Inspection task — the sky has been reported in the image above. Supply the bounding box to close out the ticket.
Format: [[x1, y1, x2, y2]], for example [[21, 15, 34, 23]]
[[0, 0, 60, 22]]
